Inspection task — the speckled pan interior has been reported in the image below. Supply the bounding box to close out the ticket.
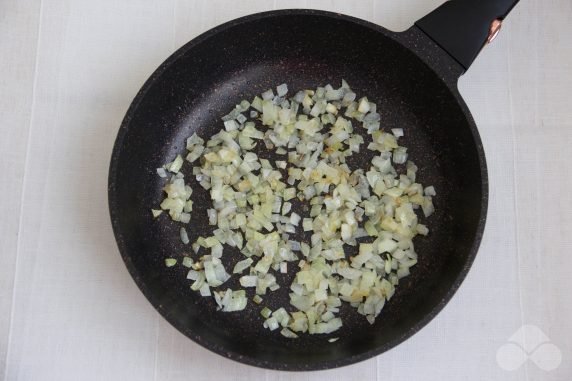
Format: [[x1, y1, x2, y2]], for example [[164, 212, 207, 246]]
[[109, 10, 488, 371]]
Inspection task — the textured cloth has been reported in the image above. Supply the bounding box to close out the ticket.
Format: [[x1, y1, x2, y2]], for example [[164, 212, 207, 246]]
[[0, 1, 571, 380]]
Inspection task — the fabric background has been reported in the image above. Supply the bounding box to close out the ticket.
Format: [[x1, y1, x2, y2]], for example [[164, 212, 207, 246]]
[[1, 1, 571, 380]]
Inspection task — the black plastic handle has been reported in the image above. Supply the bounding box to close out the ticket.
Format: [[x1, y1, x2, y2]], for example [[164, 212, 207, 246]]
[[415, 0, 520, 71]]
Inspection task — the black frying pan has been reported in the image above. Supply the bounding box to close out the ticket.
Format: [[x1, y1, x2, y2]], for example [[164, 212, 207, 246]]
[[109, 0, 519, 371]]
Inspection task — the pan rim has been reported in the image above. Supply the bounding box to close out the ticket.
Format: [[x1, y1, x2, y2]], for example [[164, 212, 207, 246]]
[[108, 8, 489, 371]]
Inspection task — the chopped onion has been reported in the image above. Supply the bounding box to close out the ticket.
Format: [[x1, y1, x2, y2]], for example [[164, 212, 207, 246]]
[[164, 258, 177, 267], [168, 155, 184, 173], [261, 307, 272, 319], [392, 147, 408, 164], [182, 256, 193, 268], [180, 227, 189, 244], [152, 81, 436, 338], [221, 289, 247, 312], [276, 83, 288, 97], [261, 89, 274, 101], [264, 317, 279, 331], [280, 327, 298, 338], [156, 168, 167, 178], [239, 275, 257, 287], [224, 120, 239, 131], [199, 283, 211, 297], [424, 186, 436, 196], [233, 258, 253, 274]]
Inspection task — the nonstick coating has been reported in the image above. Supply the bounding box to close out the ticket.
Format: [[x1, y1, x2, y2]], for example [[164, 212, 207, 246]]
[[109, 10, 487, 370]]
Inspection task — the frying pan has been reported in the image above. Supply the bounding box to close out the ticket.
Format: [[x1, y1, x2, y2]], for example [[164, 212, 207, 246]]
[[109, 0, 520, 371]]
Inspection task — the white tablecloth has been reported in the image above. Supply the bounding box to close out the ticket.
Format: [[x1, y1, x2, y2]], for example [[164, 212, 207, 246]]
[[1, 1, 571, 380]]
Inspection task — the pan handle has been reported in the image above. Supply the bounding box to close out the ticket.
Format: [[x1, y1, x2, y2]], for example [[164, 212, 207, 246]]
[[415, 0, 520, 71]]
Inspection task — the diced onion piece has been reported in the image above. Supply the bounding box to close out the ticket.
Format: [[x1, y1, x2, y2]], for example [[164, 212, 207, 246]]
[[261, 307, 272, 319], [168, 155, 184, 173], [378, 239, 397, 253], [280, 327, 298, 338], [417, 224, 429, 236], [276, 83, 288, 97], [283, 188, 296, 201], [164, 258, 177, 267], [239, 275, 258, 287], [393, 147, 408, 164], [290, 212, 301, 226], [424, 186, 436, 196], [224, 120, 239, 131], [282, 202, 292, 215], [199, 283, 211, 297], [314, 318, 342, 334], [182, 257, 193, 268], [221, 289, 247, 312], [358, 98, 370, 113], [156, 168, 167, 178], [265, 317, 279, 331], [233, 258, 253, 274], [261, 89, 274, 100], [180, 227, 190, 244]]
